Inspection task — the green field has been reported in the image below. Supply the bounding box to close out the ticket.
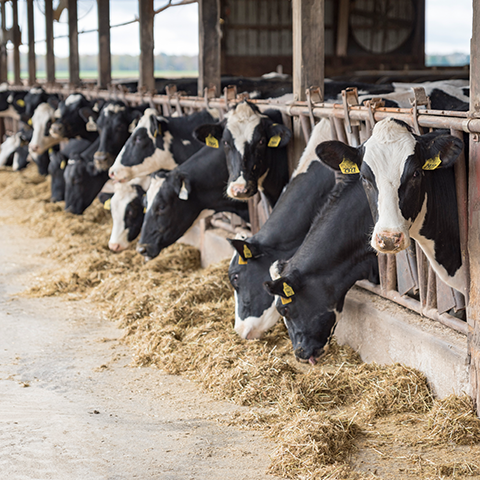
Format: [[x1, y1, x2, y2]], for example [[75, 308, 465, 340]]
[[11, 70, 199, 81]]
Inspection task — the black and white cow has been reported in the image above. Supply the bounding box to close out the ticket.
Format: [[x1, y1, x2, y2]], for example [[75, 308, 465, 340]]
[[21, 87, 58, 123], [194, 101, 291, 207], [29, 99, 64, 159], [137, 146, 249, 260], [228, 119, 335, 339], [104, 175, 151, 252], [64, 138, 110, 214], [317, 117, 467, 298], [50, 93, 98, 142], [0, 132, 22, 167], [108, 108, 218, 182], [264, 171, 379, 364]]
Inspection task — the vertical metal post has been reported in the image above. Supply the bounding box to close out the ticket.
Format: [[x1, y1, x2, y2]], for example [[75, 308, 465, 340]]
[[12, 0, 20, 85], [198, 0, 221, 96], [138, 0, 155, 92], [45, 0, 55, 85], [27, 0, 36, 85], [68, 0, 80, 86], [97, 0, 111, 88]]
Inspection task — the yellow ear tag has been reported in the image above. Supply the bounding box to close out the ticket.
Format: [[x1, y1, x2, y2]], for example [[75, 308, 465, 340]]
[[103, 198, 111, 211], [27, 118, 32, 126], [281, 296, 292, 305], [268, 135, 281, 148], [422, 154, 442, 170], [238, 256, 247, 265], [243, 244, 252, 259], [48, 148, 53, 154], [283, 282, 295, 297], [339, 158, 360, 174], [205, 134, 219, 148], [143, 207, 147, 213], [16, 99, 25, 107], [60, 160, 66, 170]]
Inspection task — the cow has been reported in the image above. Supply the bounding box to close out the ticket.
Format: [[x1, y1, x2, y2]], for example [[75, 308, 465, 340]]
[[50, 93, 99, 142], [316, 117, 468, 299], [104, 176, 151, 252], [228, 119, 335, 339], [194, 101, 291, 207], [63, 138, 110, 214], [0, 133, 22, 167], [108, 107, 218, 183], [137, 146, 249, 260], [21, 87, 60, 123], [29, 100, 64, 160], [263, 170, 379, 365]]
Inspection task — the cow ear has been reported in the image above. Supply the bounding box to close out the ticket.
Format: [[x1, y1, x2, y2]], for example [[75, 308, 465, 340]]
[[316, 140, 362, 175], [149, 115, 168, 138], [263, 272, 299, 301], [171, 172, 192, 200], [267, 122, 291, 148], [422, 135, 464, 170], [228, 238, 262, 263], [194, 123, 224, 148], [127, 110, 143, 133], [79, 106, 98, 123], [92, 99, 106, 113], [98, 192, 114, 210]]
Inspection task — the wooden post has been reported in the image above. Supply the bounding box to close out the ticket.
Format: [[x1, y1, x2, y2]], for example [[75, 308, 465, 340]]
[[198, 0, 221, 96], [97, 0, 111, 89], [45, 0, 55, 85], [291, 0, 325, 168], [27, 0, 36, 85], [0, 0, 7, 83], [12, 0, 20, 85], [138, 0, 154, 92], [468, 0, 480, 414], [68, 0, 80, 86], [336, 0, 349, 57]]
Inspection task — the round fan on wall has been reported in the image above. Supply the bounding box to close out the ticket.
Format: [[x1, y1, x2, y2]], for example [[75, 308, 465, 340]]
[[349, 0, 415, 54]]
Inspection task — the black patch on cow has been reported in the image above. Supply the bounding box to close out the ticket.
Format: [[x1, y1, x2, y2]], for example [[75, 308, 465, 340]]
[[125, 185, 146, 242], [429, 88, 469, 111]]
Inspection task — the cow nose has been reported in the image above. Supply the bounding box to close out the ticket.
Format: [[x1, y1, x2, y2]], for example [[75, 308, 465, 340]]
[[136, 244, 147, 255], [375, 232, 404, 251], [50, 123, 64, 137], [108, 242, 124, 253], [29, 144, 39, 153]]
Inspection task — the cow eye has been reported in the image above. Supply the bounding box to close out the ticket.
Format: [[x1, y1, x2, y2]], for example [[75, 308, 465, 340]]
[[156, 204, 166, 213], [412, 169, 421, 179], [258, 138, 265, 146], [230, 273, 239, 289]]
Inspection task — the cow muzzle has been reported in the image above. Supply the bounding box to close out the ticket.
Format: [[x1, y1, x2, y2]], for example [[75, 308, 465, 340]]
[[29, 144, 39, 153], [50, 123, 64, 138], [373, 231, 407, 253], [108, 242, 126, 253], [227, 184, 252, 200], [94, 151, 113, 172]]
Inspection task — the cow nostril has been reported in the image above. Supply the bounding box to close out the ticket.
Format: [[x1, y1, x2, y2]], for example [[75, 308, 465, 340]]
[[108, 243, 122, 253], [136, 244, 147, 254]]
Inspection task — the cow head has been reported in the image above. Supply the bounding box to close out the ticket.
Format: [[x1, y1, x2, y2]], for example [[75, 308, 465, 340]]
[[316, 118, 463, 255], [107, 178, 149, 252], [108, 108, 174, 183], [29, 101, 63, 159], [194, 101, 291, 200], [228, 237, 280, 339], [48, 148, 66, 202], [21, 87, 51, 122], [264, 262, 337, 365]]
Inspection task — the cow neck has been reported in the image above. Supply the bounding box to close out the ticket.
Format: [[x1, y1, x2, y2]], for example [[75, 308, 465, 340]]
[[410, 167, 465, 292], [260, 144, 289, 207], [285, 177, 378, 306], [254, 160, 335, 253]]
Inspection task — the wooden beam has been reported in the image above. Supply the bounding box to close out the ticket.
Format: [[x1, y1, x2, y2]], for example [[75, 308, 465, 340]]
[[12, 0, 20, 85], [0, 0, 8, 83], [27, 0, 36, 85], [97, 0, 111, 89], [68, 0, 80, 86], [336, 0, 349, 57], [198, 0, 221, 96], [468, 0, 480, 415], [45, 0, 55, 85], [138, 0, 155, 92]]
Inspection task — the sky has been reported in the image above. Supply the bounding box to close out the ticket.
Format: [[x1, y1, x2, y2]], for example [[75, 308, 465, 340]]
[[4, 0, 474, 58]]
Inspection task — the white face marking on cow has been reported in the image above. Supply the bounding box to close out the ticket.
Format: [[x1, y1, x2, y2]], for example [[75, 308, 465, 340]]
[[0, 83, 8, 92], [234, 295, 280, 339], [292, 118, 332, 177], [226, 102, 266, 156], [109, 182, 139, 251], [104, 104, 126, 116], [145, 176, 166, 212], [269, 260, 282, 281], [65, 94, 83, 106], [54, 108, 61, 119], [29, 102, 62, 158], [0, 133, 21, 167], [363, 119, 416, 251], [181, 139, 191, 146], [226, 173, 246, 198], [29, 87, 44, 95]]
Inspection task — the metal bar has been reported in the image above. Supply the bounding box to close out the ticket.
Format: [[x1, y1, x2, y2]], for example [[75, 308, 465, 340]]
[[45, 0, 55, 85], [426, 266, 437, 310], [386, 254, 397, 292], [97, 0, 111, 89], [416, 243, 428, 309]]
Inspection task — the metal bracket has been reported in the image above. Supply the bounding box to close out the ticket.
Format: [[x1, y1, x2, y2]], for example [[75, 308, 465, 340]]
[[165, 84, 177, 116], [341, 87, 360, 134], [236, 92, 250, 102], [223, 85, 237, 111], [204, 86, 216, 109], [409, 87, 430, 135], [364, 97, 385, 129], [306, 86, 322, 129]]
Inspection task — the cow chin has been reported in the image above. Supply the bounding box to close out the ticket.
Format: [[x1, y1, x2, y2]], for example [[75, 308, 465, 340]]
[[371, 228, 410, 254]]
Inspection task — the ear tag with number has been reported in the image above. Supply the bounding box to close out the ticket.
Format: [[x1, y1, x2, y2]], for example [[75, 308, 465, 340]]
[[86, 117, 97, 132], [103, 198, 111, 211], [283, 282, 295, 297], [16, 99, 25, 107], [281, 296, 292, 305], [422, 154, 442, 170], [27, 118, 32, 126], [268, 135, 281, 148], [60, 160, 66, 170], [179, 181, 189, 200], [339, 158, 360, 174], [238, 256, 247, 265], [205, 134, 219, 148], [243, 244, 252, 259]]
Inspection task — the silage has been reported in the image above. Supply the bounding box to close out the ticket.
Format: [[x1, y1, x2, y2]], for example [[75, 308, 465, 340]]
[[2, 165, 479, 479]]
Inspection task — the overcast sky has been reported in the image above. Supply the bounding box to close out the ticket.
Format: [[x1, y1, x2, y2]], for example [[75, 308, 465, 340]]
[[8, 0, 473, 57]]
